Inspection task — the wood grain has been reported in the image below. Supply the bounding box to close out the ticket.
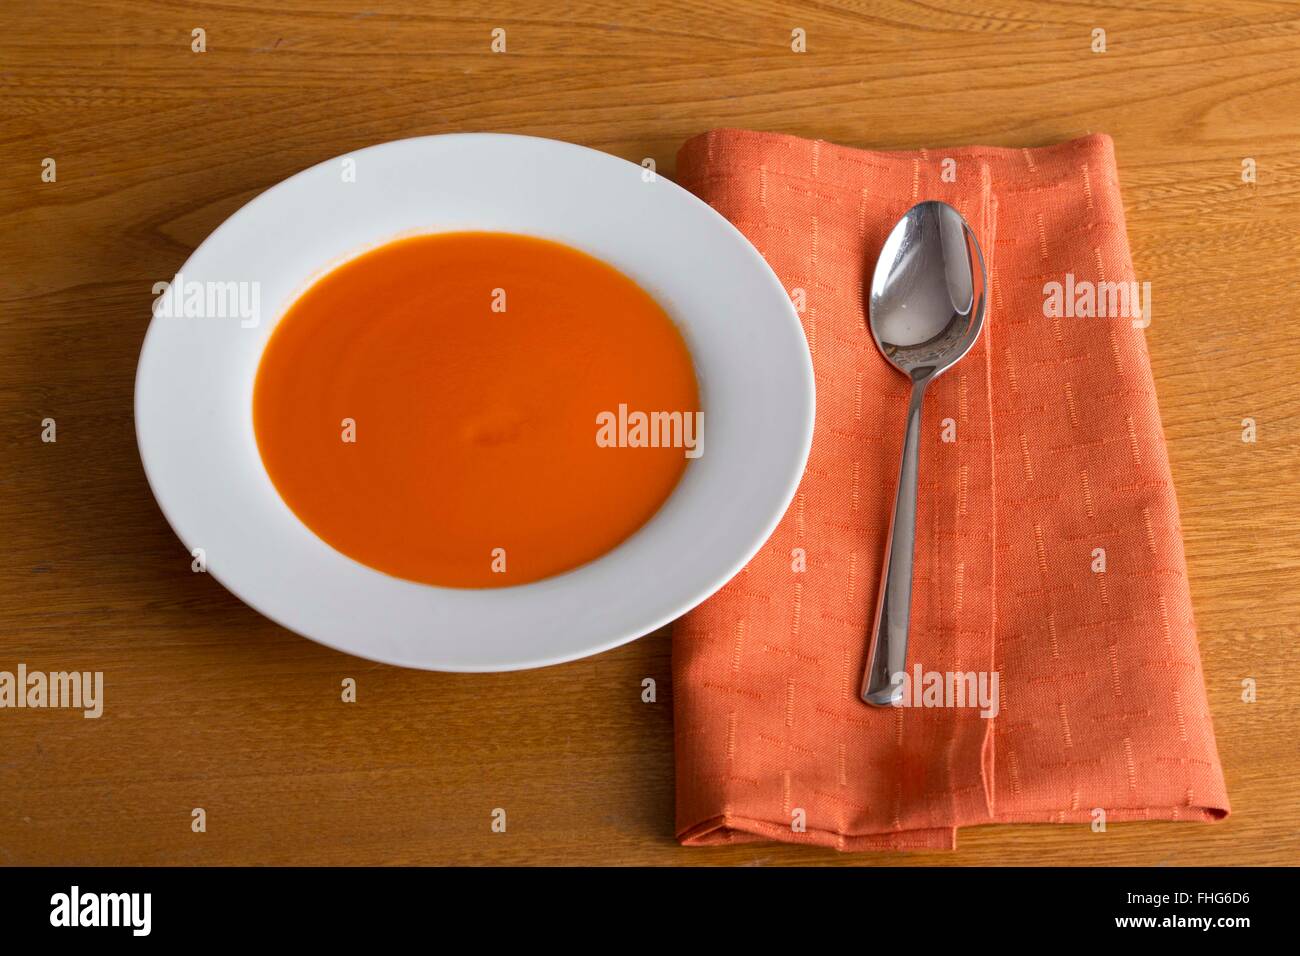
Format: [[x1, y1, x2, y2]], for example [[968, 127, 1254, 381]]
[[1, 0, 1297, 866]]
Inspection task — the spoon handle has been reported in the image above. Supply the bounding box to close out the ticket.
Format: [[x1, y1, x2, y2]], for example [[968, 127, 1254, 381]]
[[861, 378, 927, 706]]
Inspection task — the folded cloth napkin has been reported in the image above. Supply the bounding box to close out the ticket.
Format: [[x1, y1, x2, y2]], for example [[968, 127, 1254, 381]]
[[671, 129, 1229, 850]]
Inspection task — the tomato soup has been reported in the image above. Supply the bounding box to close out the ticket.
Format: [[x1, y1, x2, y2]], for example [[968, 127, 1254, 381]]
[[253, 232, 700, 588]]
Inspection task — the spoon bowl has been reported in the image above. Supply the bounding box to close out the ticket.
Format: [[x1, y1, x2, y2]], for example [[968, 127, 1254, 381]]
[[869, 201, 986, 381], [861, 200, 987, 705]]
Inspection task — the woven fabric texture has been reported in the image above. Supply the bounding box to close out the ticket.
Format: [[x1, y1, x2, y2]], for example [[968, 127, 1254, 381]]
[[671, 130, 1229, 851]]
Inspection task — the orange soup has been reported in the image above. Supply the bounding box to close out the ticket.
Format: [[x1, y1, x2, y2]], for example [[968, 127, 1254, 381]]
[[253, 232, 700, 588]]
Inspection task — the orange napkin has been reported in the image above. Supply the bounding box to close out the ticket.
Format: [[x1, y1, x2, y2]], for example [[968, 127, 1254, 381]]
[[671, 130, 1229, 850]]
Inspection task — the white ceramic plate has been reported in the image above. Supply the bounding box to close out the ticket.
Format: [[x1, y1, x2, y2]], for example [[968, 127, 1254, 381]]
[[135, 133, 814, 671]]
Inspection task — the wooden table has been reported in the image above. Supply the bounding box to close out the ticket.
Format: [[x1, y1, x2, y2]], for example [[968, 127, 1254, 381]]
[[2, 1, 1297, 866]]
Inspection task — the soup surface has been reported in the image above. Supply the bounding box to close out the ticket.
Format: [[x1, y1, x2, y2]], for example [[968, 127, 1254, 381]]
[[253, 231, 700, 588]]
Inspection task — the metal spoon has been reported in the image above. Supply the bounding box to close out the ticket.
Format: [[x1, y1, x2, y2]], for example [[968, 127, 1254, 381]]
[[861, 200, 987, 706]]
